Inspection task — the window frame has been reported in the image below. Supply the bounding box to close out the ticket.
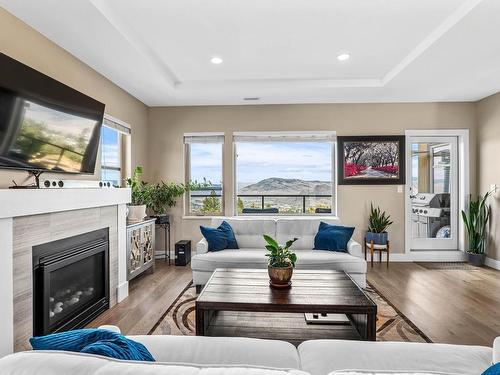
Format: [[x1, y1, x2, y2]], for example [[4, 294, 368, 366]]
[[232, 132, 337, 217], [100, 125, 123, 187], [184, 133, 225, 217], [100, 115, 131, 187]]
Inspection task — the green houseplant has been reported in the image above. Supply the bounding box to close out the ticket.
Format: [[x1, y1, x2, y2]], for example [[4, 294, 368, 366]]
[[125, 166, 152, 223], [461, 191, 492, 266], [149, 181, 191, 224], [366, 203, 393, 245], [263, 234, 298, 288]]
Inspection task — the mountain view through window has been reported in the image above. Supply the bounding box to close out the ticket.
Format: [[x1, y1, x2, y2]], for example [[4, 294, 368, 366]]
[[236, 142, 333, 214]]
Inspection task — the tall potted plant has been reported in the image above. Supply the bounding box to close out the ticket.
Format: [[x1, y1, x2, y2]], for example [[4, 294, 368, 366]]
[[461, 191, 492, 266], [263, 235, 298, 288], [125, 166, 152, 223], [366, 203, 393, 245], [149, 181, 191, 224]]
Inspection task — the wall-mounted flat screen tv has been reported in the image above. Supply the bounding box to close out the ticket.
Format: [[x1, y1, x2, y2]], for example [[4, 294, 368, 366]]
[[0, 52, 105, 174]]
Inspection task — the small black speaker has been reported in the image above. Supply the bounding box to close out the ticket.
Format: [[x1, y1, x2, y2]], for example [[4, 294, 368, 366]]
[[175, 240, 191, 266]]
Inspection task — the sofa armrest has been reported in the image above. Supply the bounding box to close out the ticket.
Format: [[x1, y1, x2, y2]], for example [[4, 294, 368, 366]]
[[98, 325, 121, 333], [494, 336, 500, 364], [347, 239, 363, 258], [196, 238, 209, 255]]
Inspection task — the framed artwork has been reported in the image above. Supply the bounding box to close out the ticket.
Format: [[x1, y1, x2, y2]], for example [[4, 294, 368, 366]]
[[337, 135, 405, 185]]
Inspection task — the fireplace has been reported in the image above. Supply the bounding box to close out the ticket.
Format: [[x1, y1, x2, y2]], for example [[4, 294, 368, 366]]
[[32, 228, 110, 336]]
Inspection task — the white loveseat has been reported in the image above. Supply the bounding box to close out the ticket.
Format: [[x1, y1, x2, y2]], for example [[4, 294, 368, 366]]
[[192, 217, 367, 289], [0, 329, 497, 375]]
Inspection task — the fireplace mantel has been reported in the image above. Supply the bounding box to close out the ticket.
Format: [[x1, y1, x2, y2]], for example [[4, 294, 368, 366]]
[[0, 188, 130, 218], [0, 188, 131, 357]]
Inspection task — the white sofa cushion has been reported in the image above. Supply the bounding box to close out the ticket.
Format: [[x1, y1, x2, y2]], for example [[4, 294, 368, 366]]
[[298, 340, 492, 375], [192, 249, 269, 271], [329, 372, 463, 375], [130, 335, 300, 369], [191, 249, 366, 274], [276, 218, 343, 250], [211, 218, 276, 248], [0, 351, 307, 375]]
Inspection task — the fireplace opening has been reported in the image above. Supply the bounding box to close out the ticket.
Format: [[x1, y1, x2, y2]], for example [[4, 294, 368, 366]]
[[33, 228, 109, 336]]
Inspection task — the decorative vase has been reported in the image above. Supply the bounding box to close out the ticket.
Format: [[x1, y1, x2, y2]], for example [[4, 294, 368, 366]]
[[268, 265, 293, 288], [366, 231, 388, 245], [466, 252, 485, 266], [127, 204, 146, 223]]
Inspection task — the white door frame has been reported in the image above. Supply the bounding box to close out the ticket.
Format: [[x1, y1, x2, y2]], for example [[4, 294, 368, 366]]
[[404, 129, 469, 257]]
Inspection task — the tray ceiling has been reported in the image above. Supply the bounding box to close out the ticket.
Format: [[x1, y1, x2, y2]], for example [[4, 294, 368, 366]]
[[1, 0, 499, 106]]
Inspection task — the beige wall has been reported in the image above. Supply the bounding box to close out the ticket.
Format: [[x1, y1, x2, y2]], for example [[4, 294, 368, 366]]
[[148, 103, 477, 253], [477, 92, 500, 262], [0, 8, 149, 187], [1, 7, 489, 259]]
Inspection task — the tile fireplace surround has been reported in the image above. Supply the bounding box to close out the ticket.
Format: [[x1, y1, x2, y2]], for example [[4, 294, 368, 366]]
[[0, 188, 131, 356]]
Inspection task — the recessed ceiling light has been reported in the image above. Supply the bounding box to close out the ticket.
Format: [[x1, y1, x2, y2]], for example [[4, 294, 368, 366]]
[[210, 56, 223, 64], [337, 53, 350, 61]]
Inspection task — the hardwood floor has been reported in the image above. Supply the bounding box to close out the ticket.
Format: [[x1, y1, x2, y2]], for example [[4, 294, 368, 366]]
[[367, 262, 500, 347], [90, 261, 500, 347], [88, 261, 192, 335]]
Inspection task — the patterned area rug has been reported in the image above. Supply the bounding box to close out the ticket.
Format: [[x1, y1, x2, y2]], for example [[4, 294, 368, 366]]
[[148, 282, 431, 343]]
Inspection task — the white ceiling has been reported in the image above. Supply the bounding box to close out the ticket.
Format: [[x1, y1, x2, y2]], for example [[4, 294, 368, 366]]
[[1, 0, 500, 106]]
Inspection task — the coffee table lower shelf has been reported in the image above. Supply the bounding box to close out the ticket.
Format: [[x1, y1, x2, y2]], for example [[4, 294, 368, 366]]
[[200, 310, 363, 346]]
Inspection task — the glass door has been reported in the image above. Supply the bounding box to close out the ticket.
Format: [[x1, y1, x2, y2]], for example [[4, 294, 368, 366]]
[[408, 136, 458, 251]]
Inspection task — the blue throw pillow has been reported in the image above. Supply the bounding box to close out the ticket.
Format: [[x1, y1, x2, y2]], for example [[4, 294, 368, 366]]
[[313, 222, 354, 252], [30, 328, 155, 362], [81, 336, 155, 362], [200, 220, 239, 251], [483, 363, 500, 375]]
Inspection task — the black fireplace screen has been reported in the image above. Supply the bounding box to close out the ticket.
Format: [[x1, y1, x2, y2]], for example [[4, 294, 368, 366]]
[[33, 228, 109, 336]]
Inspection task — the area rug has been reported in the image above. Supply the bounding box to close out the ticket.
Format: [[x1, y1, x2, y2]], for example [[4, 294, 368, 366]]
[[148, 282, 431, 343], [416, 262, 479, 270]]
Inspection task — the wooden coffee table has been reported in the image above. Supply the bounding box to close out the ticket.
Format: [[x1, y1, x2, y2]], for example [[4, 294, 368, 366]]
[[195, 269, 377, 345]]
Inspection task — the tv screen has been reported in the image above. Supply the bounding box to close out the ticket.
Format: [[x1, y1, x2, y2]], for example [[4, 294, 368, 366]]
[[0, 52, 105, 174]]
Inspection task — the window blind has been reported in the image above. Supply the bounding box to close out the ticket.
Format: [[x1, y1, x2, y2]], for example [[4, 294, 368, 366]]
[[184, 132, 225, 144], [233, 131, 336, 143], [103, 116, 131, 135]]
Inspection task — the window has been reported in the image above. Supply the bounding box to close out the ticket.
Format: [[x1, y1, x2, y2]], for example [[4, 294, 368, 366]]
[[100, 116, 130, 187], [234, 132, 336, 215], [185, 133, 224, 215]]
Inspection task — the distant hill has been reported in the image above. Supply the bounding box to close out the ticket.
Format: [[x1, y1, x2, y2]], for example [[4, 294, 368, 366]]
[[240, 178, 331, 195]]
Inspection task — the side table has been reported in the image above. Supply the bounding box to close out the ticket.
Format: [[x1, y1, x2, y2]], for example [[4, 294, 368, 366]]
[[364, 239, 390, 267]]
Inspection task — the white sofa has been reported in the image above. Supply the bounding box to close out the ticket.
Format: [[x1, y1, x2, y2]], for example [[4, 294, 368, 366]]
[[0, 329, 497, 375], [192, 217, 367, 289]]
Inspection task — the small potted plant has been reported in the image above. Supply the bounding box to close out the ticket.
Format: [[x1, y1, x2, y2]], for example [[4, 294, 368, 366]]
[[461, 191, 492, 266], [149, 181, 190, 224], [263, 234, 298, 288], [366, 203, 393, 245], [125, 166, 152, 223]]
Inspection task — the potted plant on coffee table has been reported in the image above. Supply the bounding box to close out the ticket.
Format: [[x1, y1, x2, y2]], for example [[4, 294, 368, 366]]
[[461, 191, 492, 266], [366, 203, 393, 245], [125, 166, 152, 223], [263, 234, 298, 288]]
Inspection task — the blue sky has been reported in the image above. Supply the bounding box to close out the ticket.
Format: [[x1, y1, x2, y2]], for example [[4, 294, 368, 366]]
[[101, 126, 119, 167], [190, 142, 332, 185]]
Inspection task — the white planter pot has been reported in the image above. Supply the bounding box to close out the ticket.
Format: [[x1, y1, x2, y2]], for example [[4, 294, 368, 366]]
[[127, 204, 147, 223]]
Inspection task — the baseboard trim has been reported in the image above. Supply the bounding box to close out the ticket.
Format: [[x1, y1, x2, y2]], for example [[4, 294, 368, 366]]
[[117, 281, 129, 303], [485, 256, 500, 270]]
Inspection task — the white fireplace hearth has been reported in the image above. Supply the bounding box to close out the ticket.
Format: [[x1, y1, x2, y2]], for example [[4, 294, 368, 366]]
[[0, 188, 131, 356]]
